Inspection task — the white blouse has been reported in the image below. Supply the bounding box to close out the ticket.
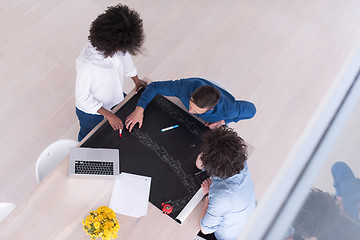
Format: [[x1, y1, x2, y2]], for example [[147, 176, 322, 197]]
[[75, 43, 137, 114]]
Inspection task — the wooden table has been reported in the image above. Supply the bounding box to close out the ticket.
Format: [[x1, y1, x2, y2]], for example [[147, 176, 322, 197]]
[[0, 84, 204, 240]]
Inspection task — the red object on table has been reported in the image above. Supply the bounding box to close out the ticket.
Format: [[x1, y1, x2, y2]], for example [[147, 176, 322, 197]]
[[161, 203, 173, 215]]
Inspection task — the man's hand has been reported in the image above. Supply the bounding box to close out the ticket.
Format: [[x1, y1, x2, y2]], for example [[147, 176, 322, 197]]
[[98, 107, 123, 130], [201, 178, 212, 195], [125, 106, 144, 132], [205, 120, 225, 129]]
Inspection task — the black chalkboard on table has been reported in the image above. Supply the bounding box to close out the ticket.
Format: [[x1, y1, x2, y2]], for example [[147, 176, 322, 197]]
[[81, 90, 209, 221]]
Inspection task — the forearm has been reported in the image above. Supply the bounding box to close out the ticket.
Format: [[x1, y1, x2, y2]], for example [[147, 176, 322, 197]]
[[131, 75, 140, 84], [137, 80, 179, 109], [200, 195, 211, 233], [200, 195, 209, 221], [98, 107, 124, 130], [136, 83, 155, 109], [97, 107, 113, 118]]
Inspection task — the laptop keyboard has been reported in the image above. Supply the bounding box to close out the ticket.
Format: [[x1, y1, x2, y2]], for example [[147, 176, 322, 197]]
[[75, 160, 114, 175]]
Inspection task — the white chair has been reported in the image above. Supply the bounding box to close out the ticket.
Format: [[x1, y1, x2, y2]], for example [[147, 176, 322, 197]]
[[35, 139, 78, 183], [0, 202, 16, 223]]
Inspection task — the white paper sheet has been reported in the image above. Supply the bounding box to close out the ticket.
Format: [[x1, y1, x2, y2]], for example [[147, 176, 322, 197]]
[[109, 172, 151, 218]]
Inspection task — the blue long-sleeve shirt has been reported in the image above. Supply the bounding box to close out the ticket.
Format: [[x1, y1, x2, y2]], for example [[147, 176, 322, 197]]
[[137, 78, 256, 124]]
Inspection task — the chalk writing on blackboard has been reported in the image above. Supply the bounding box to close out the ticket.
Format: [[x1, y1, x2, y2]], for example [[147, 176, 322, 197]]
[[131, 128, 198, 194], [165, 195, 193, 212]]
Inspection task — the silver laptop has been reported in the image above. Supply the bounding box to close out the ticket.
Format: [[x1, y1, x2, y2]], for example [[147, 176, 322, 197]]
[[69, 147, 120, 178]]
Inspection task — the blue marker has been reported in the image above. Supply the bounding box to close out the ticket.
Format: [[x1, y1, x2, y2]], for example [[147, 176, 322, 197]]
[[161, 125, 179, 132]]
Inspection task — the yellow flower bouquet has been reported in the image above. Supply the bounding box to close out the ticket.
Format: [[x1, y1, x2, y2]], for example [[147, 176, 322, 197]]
[[82, 206, 120, 240]]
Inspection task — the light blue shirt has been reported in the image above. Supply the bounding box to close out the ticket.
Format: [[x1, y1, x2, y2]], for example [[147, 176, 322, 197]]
[[201, 163, 256, 240]]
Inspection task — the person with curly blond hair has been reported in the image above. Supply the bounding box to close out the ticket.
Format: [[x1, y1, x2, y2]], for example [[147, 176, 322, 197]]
[[75, 4, 146, 141]]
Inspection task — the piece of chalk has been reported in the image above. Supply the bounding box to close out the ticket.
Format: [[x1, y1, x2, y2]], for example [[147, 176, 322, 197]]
[[161, 125, 179, 132]]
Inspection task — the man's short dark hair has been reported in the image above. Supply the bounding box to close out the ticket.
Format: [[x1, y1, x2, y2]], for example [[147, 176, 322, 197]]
[[200, 127, 247, 178], [191, 85, 220, 110], [89, 4, 144, 57], [292, 188, 360, 240]]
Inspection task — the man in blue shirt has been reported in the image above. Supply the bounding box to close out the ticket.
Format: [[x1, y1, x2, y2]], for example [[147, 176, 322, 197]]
[[196, 127, 256, 240], [125, 78, 256, 132]]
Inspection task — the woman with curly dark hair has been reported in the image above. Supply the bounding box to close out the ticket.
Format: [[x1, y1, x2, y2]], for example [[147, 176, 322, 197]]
[[196, 127, 256, 240], [75, 4, 146, 142]]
